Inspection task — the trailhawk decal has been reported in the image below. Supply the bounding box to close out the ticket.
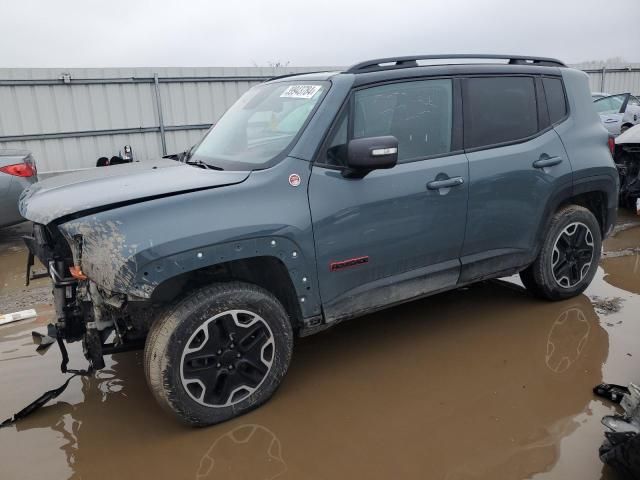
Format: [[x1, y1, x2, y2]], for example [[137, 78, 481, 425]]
[[330, 256, 369, 272]]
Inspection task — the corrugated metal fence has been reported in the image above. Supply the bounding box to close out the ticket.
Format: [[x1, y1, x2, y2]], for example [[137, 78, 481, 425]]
[[580, 65, 640, 96], [1, 64, 638, 174], [0, 67, 332, 174]]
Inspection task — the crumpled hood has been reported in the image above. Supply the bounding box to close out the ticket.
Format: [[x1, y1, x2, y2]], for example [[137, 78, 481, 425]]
[[19, 158, 250, 224]]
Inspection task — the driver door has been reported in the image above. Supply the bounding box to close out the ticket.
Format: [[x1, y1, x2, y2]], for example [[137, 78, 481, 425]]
[[308, 78, 469, 323]]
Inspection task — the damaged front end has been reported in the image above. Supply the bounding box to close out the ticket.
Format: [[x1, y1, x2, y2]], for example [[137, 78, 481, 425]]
[[23, 223, 147, 372], [615, 151, 640, 212], [614, 127, 640, 213]]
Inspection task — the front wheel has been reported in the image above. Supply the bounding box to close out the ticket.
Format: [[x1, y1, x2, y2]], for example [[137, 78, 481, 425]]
[[144, 281, 293, 426], [520, 205, 601, 300]]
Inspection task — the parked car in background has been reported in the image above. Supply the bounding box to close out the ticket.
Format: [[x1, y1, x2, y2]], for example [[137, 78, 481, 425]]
[[594, 93, 640, 135], [613, 123, 640, 212], [592, 92, 610, 100], [20, 54, 618, 426], [0, 150, 37, 228]]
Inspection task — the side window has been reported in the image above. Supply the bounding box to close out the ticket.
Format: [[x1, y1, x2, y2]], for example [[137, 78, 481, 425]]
[[353, 79, 453, 162], [542, 77, 568, 124], [594, 94, 625, 114], [629, 96, 640, 107], [463, 76, 538, 149], [321, 79, 453, 166]]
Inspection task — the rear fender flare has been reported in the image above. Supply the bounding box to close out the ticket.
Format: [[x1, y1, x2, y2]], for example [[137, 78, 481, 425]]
[[534, 174, 616, 258]]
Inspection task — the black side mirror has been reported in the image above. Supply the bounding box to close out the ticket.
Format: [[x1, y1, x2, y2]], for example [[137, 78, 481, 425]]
[[344, 136, 399, 178]]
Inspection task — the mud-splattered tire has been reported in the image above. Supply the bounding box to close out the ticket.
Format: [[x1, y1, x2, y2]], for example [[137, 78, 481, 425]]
[[144, 281, 293, 427], [520, 205, 601, 301]]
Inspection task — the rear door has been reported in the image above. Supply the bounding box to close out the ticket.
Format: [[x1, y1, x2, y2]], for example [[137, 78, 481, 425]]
[[308, 78, 469, 322], [459, 75, 572, 282]]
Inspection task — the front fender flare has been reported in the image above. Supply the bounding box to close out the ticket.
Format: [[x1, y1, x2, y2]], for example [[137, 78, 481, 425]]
[[129, 236, 321, 318]]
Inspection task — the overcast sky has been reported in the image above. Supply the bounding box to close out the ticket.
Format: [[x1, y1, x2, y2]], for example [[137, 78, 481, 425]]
[[2, 0, 639, 68]]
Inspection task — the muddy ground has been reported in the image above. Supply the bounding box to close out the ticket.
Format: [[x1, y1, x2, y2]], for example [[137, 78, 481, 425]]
[[0, 212, 639, 480]]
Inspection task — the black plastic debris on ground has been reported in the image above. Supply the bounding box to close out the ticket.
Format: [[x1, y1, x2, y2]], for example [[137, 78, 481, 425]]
[[595, 382, 640, 478]]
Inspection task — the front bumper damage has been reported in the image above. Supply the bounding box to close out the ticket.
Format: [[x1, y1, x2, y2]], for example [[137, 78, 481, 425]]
[[23, 223, 144, 373], [615, 146, 640, 212]]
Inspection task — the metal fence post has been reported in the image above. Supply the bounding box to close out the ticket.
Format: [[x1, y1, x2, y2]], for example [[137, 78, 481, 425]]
[[153, 73, 167, 156], [600, 66, 607, 93]]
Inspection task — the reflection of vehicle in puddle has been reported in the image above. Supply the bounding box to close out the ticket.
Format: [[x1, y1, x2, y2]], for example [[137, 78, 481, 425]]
[[197, 424, 287, 480], [438, 288, 604, 478], [546, 306, 591, 373], [1, 281, 610, 480]]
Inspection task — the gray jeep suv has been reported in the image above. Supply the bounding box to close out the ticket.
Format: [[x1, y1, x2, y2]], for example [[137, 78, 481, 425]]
[[20, 55, 618, 426]]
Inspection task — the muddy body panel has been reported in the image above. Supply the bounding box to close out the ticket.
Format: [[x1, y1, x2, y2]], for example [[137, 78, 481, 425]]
[[22, 157, 321, 370], [56, 156, 321, 316]]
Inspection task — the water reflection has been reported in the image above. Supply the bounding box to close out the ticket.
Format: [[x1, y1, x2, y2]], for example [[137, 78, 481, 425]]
[[546, 306, 591, 373], [2, 281, 609, 480], [196, 424, 287, 480]]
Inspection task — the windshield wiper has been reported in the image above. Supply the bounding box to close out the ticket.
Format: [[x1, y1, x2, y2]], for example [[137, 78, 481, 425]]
[[183, 145, 194, 162], [184, 159, 224, 170]]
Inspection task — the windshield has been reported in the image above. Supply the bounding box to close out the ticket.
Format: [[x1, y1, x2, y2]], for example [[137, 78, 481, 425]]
[[190, 81, 328, 170], [594, 94, 626, 114]]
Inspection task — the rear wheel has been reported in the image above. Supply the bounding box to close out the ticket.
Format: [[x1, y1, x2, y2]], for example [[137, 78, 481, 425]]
[[520, 205, 601, 300], [144, 281, 293, 426]]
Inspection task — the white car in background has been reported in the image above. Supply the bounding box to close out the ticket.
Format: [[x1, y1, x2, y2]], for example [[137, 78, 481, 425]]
[[591, 91, 610, 100], [593, 93, 640, 135]]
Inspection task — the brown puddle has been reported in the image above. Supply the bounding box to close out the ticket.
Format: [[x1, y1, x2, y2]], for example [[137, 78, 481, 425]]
[[0, 219, 639, 480]]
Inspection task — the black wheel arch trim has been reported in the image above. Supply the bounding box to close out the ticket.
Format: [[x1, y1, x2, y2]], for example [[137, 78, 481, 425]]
[[128, 237, 321, 321], [534, 174, 617, 259]]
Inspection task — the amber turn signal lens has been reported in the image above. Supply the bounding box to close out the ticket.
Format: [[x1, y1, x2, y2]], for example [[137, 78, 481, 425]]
[[69, 266, 87, 280]]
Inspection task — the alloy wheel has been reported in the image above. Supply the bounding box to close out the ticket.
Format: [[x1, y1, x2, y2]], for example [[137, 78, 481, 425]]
[[180, 309, 275, 407], [551, 222, 595, 289]]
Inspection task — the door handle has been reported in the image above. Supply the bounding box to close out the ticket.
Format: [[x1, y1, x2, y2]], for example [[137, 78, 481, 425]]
[[532, 156, 563, 169], [427, 176, 464, 190]]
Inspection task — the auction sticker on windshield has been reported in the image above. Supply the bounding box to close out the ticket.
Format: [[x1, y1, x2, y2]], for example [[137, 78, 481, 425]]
[[280, 85, 322, 99]]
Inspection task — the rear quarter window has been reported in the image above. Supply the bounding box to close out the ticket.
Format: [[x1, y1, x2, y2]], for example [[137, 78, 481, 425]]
[[463, 76, 538, 149], [542, 77, 568, 124]]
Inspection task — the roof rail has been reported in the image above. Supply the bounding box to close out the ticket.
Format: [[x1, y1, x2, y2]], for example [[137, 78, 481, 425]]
[[346, 54, 567, 73]]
